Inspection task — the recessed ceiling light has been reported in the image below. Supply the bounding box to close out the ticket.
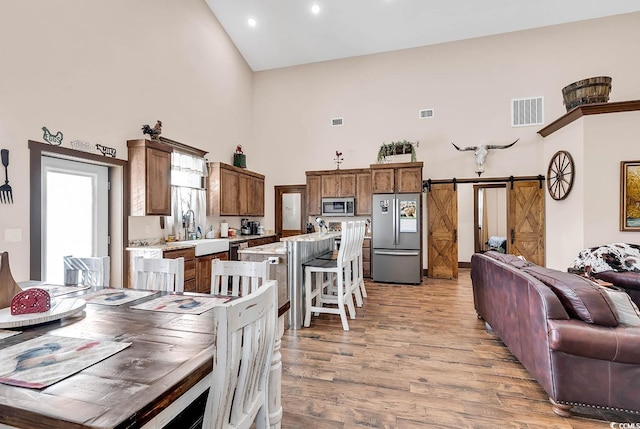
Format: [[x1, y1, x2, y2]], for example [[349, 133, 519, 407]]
[[247, 17, 257, 27], [311, 4, 320, 14]]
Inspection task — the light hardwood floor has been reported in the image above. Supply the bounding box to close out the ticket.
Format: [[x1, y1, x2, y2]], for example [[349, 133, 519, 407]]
[[280, 269, 637, 428]]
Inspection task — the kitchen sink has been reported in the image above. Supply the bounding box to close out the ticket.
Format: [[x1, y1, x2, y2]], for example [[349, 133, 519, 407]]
[[179, 238, 230, 256]]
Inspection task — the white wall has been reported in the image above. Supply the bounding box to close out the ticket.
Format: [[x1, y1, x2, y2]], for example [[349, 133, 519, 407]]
[[544, 110, 640, 270], [0, 0, 253, 280], [1, 4, 639, 280], [252, 12, 640, 266]]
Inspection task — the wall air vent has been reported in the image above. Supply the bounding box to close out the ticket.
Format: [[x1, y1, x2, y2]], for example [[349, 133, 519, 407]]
[[511, 97, 544, 127], [419, 108, 434, 119], [331, 117, 343, 127]]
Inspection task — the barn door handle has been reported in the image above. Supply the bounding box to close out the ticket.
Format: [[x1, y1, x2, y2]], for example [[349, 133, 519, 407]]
[[510, 229, 515, 244], [454, 229, 457, 243]]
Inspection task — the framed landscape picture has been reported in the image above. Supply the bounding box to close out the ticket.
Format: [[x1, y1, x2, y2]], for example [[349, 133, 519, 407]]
[[620, 160, 640, 231]]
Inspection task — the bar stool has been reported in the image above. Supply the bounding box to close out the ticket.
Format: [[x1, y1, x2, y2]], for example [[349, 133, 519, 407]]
[[353, 220, 367, 299], [304, 221, 356, 331]]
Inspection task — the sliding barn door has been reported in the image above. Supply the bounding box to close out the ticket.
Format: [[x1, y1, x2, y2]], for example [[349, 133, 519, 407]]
[[507, 180, 545, 266], [427, 184, 458, 279]]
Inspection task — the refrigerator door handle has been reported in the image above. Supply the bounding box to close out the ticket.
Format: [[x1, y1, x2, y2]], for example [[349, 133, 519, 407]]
[[394, 197, 399, 245], [374, 250, 421, 256]]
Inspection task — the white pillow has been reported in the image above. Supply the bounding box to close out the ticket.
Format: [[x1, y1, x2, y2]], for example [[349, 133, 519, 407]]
[[601, 286, 640, 327]]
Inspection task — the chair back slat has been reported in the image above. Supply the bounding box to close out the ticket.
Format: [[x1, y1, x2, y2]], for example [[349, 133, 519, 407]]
[[211, 260, 269, 297], [63, 255, 110, 287], [203, 280, 277, 429], [132, 256, 184, 292]]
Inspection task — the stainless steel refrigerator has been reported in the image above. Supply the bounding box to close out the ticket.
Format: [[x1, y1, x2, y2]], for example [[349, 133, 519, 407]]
[[372, 193, 422, 284]]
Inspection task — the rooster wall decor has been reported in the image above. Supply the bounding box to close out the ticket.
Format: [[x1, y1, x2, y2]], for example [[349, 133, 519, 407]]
[[42, 127, 63, 145], [141, 120, 162, 140], [334, 150, 344, 170]]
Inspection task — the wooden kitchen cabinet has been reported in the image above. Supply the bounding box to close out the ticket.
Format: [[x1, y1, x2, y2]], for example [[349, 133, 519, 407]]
[[306, 168, 370, 216], [321, 173, 356, 197], [363, 237, 371, 278], [396, 166, 423, 193], [208, 162, 265, 217], [127, 139, 172, 215], [249, 176, 265, 216], [356, 172, 372, 215], [370, 162, 423, 194], [306, 174, 322, 216], [195, 251, 229, 294], [163, 247, 196, 293]]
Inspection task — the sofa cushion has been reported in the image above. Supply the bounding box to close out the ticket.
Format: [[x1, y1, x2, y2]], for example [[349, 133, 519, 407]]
[[595, 271, 640, 291], [599, 285, 640, 327], [483, 251, 534, 269], [522, 266, 618, 327]]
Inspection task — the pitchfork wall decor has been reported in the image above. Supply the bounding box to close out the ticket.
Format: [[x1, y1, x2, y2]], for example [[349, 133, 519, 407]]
[[0, 149, 12, 204]]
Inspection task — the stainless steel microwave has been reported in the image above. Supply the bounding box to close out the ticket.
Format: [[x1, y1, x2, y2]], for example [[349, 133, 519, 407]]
[[321, 197, 355, 217]]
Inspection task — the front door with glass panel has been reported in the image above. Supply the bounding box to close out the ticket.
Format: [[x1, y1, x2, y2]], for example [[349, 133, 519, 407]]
[[41, 156, 109, 283]]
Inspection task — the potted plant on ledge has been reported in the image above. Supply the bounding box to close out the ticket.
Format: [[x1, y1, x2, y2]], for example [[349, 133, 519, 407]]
[[376, 140, 420, 163]]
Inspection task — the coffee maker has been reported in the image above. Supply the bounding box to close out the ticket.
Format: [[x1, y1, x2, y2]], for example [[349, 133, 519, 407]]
[[241, 218, 251, 235]]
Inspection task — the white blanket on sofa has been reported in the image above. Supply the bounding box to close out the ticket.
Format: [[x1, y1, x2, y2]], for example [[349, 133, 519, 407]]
[[571, 243, 640, 274]]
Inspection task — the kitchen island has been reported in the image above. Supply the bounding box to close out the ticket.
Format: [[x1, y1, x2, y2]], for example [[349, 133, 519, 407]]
[[280, 232, 340, 330]]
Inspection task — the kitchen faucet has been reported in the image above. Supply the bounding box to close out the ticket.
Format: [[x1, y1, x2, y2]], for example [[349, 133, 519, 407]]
[[182, 209, 196, 240]]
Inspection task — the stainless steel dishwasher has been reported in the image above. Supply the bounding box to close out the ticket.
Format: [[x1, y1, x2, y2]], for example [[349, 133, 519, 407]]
[[229, 241, 248, 260]]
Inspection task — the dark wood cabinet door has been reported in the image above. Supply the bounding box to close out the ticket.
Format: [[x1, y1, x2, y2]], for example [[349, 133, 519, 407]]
[[396, 167, 423, 193], [356, 172, 372, 215], [371, 168, 395, 193], [196, 251, 229, 294], [220, 167, 239, 216], [339, 174, 356, 197], [321, 175, 340, 197], [128, 139, 172, 216], [238, 173, 251, 215], [250, 176, 265, 216], [306, 175, 322, 216]]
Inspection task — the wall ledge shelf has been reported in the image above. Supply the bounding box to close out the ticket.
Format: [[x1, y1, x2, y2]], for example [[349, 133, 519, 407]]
[[538, 100, 640, 138]]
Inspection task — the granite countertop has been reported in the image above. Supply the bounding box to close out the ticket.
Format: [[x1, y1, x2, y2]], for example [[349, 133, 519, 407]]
[[238, 242, 287, 255], [228, 234, 276, 243], [280, 231, 341, 242]]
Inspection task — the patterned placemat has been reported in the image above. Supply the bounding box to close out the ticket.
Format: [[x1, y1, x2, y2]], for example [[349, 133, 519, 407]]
[[0, 334, 130, 389], [83, 288, 158, 306], [22, 283, 91, 297], [130, 294, 230, 315]]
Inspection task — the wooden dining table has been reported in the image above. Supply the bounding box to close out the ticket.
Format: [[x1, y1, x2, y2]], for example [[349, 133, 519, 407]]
[[0, 285, 288, 429]]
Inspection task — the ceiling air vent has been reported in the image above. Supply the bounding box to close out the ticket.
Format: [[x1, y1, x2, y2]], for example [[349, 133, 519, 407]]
[[511, 97, 544, 127], [419, 108, 434, 119], [331, 117, 343, 127]]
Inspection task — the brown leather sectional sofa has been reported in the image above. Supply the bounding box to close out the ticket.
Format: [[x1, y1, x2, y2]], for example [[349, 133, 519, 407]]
[[471, 251, 640, 417]]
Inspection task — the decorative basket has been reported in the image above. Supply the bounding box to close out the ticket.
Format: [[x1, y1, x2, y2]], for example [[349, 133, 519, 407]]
[[561, 76, 612, 112]]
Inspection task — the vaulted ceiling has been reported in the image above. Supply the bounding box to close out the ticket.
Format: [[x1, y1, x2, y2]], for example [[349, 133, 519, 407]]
[[205, 0, 640, 71]]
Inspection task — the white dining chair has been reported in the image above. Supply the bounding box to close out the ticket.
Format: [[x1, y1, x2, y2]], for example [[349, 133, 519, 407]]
[[202, 280, 277, 429], [63, 255, 110, 287], [304, 221, 357, 330], [131, 256, 184, 292], [210, 259, 269, 297]]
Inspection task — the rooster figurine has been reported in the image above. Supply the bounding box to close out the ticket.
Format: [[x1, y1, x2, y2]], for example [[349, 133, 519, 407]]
[[141, 120, 162, 140]]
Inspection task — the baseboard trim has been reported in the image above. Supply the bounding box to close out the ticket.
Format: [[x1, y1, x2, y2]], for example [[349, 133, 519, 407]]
[[458, 262, 471, 269]]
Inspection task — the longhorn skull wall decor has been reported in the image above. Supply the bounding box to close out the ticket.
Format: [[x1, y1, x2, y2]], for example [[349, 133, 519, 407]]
[[451, 139, 519, 176]]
